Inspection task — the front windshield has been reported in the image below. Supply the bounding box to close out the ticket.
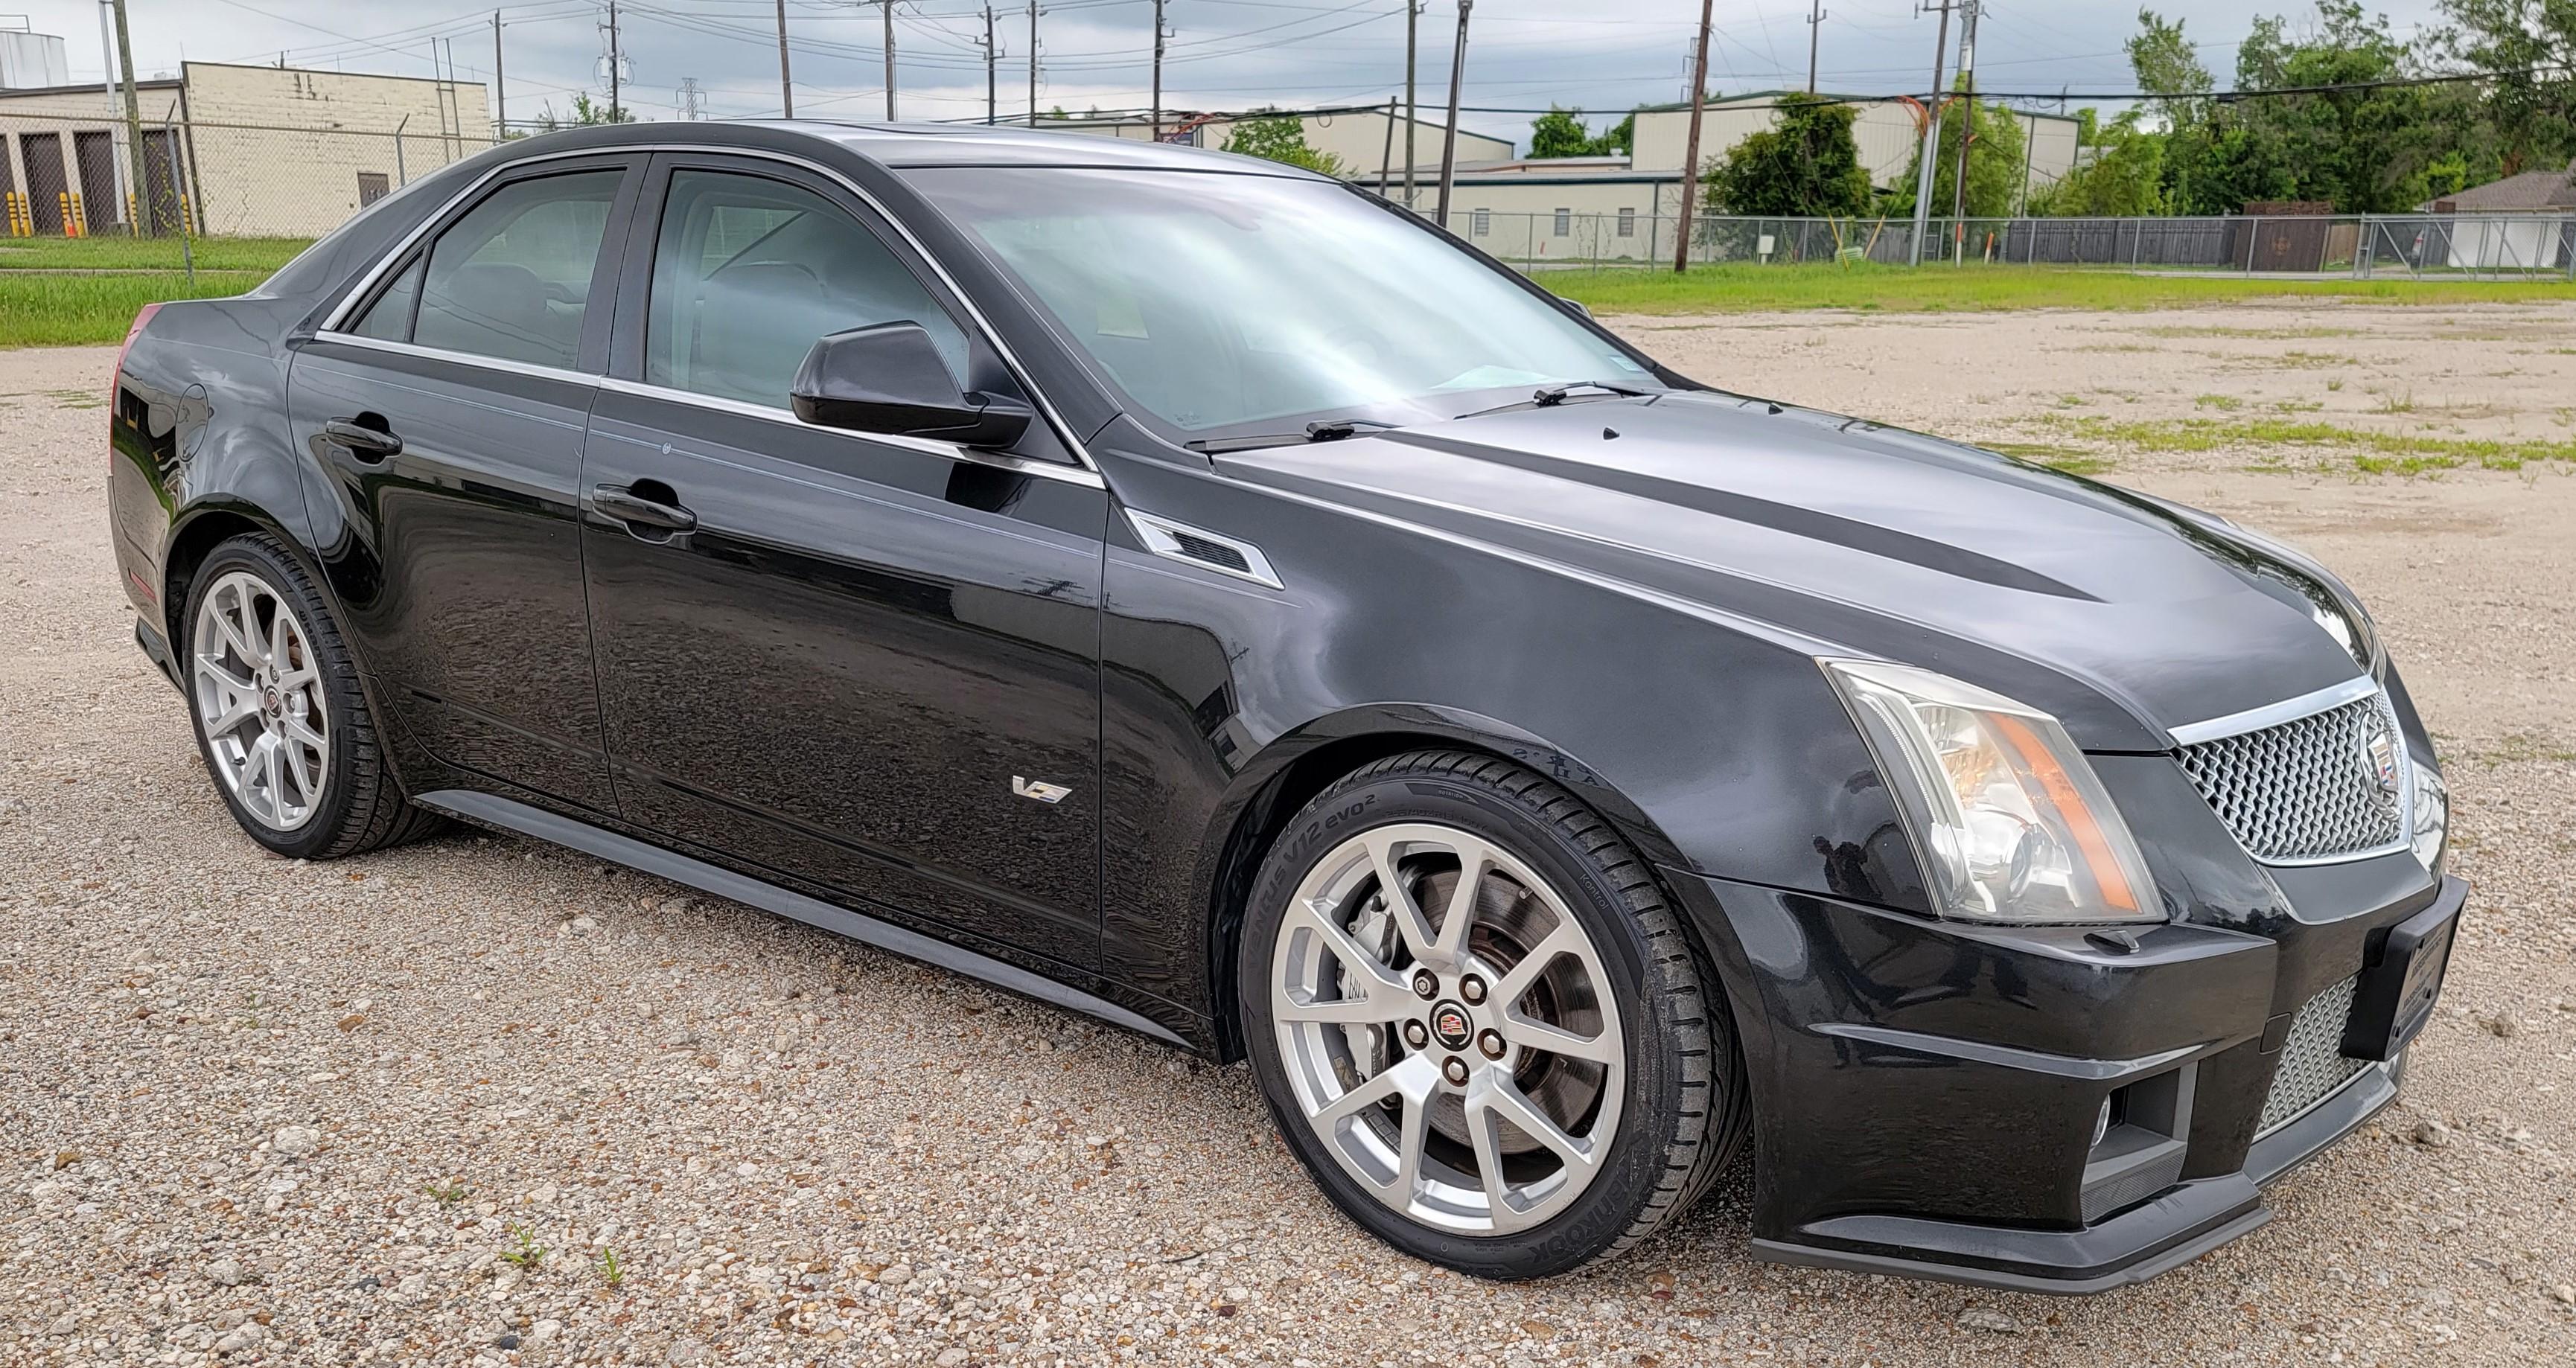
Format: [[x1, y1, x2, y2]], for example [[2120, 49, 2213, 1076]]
[[905, 167, 1657, 434]]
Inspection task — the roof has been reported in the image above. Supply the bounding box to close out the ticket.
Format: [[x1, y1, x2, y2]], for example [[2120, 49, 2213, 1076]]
[[2439, 159, 2576, 212], [0, 75, 180, 100], [1632, 92, 2079, 123], [501, 120, 1333, 176]]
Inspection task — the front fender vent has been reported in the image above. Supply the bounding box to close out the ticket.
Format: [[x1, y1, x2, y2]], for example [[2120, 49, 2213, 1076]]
[[1123, 508, 1282, 589]]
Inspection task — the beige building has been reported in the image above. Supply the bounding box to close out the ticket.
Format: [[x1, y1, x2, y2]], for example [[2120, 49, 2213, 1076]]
[[1045, 107, 1513, 182], [1439, 92, 2082, 263], [1, 60, 490, 238]]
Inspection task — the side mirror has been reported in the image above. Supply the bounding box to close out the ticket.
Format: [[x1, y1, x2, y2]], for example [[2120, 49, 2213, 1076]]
[[1555, 295, 1594, 321], [789, 322, 1033, 448]]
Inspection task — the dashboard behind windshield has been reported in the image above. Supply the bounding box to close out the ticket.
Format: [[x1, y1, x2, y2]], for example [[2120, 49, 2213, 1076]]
[[904, 167, 1657, 436]]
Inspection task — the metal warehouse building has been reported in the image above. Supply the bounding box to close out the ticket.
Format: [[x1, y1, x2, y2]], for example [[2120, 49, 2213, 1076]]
[[1, 60, 490, 238]]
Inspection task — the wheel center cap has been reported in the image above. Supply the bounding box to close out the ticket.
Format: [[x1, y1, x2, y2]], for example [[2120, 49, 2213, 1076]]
[[1428, 1000, 1475, 1051], [263, 687, 283, 717]]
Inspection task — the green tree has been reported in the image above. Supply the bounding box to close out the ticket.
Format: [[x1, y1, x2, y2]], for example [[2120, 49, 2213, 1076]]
[[1701, 94, 1872, 216], [2031, 110, 2169, 216], [2128, 8, 2216, 128], [1529, 106, 1636, 159], [2438, 0, 2575, 171], [1222, 113, 1351, 176], [535, 93, 636, 131], [1530, 106, 1594, 158], [1889, 88, 2029, 218]]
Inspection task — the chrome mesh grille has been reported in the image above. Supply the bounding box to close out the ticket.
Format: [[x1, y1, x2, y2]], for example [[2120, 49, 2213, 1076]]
[[2176, 694, 2405, 862], [2258, 974, 2371, 1136]]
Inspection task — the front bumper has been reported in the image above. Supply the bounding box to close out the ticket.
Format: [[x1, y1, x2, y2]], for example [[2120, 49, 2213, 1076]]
[[1670, 864, 2466, 1295]]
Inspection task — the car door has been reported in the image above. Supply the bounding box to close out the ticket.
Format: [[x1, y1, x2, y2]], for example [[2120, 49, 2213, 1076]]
[[293, 154, 642, 813], [580, 153, 1106, 972]]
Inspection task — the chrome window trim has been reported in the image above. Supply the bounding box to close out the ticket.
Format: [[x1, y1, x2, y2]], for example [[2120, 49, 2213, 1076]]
[[593, 376, 1105, 488], [1123, 508, 1284, 589], [308, 331, 598, 389], [2166, 674, 2379, 747], [310, 139, 1103, 478], [2167, 674, 2415, 869]]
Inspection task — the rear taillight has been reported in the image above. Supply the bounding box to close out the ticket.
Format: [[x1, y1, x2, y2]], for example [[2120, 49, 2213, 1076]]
[[112, 302, 162, 409]]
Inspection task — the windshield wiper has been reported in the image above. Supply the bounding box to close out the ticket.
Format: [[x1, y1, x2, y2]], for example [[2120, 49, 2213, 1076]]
[[1531, 379, 1657, 406], [1458, 380, 1658, 421], [1186, 418, 1399, 454]]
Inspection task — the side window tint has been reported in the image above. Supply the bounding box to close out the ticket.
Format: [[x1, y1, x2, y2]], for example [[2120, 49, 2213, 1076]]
[[645, 169, 971, 409], [414, 170, 621, 369], [351, 255, 422, 341]]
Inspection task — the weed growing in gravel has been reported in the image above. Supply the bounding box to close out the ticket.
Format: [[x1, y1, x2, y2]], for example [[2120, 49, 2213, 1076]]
[[2269, 351, 2356, 369], [501, 1226, 546, 1270], [2327, 378, 2346, 391], [422, 1180, 468, 1207], [2194, 394, 2245, 411], [2373, 390, 2418, 414], [599, 1247, 625, 1288]]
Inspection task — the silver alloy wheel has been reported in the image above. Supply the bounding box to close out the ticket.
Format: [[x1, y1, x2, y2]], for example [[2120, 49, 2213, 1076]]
[[191, 569, 330, 832], [1272, 822, 1625, 1235]]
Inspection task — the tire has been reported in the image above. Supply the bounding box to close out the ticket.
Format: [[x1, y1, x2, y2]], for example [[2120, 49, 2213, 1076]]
[[1239, 749, 1747, 1279], [179, 533, 446, 860]]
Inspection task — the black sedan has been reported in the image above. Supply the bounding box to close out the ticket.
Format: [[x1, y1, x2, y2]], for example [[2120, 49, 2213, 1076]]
[[107, 121, 2463, 1289]]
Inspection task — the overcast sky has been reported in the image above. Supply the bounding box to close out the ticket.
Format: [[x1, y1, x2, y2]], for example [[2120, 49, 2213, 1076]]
[[15, 1, 2455, 147]]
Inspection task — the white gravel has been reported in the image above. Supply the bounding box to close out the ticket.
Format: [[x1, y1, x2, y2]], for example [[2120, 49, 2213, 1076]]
[[5, 310, 2574, 1366]]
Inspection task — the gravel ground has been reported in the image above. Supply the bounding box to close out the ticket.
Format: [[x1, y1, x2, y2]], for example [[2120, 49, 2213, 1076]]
[[5, 303, 2574, 1367]]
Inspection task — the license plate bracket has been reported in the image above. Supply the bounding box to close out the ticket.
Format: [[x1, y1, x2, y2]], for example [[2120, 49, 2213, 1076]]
[[2340, 889, 2462, 1063]]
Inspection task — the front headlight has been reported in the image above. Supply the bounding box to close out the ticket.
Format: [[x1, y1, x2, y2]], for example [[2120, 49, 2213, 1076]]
[[2411, 766, 2446, 872], [1824, 659, 2163, 925]]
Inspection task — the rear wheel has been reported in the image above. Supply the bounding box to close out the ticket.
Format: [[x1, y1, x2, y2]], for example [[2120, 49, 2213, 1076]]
[[182, 534, 444, 859], [1240, 750, 1746, 1278]]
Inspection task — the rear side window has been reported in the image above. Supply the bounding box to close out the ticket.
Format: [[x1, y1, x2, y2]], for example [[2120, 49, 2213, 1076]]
[[405, 170, 621, 369], [645, 168, 969, 409], [351, 256, 421, 341]]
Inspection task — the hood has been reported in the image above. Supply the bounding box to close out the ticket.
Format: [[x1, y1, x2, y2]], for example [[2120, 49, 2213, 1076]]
[[1222, 392, 2373, 752]]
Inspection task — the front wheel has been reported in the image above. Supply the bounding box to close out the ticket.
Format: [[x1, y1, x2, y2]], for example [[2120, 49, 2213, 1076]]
[[1239, 751, 1747, 1278]]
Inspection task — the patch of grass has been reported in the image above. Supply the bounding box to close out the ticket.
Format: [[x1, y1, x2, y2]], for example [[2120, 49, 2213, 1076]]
[[2372, 390, 2417, 414], [2193, 394, 2245, 411], [2141, 324, 2366, 339], [1555, 261, 2576, 316], [2271, 398, 2324, 414], [2266, 350, 2356, 369], [422, 1180, 468, 1207], [0, 270, 251, 347], [2045, 414, 2576, 472], [2039, 454, 2117, 476], [599, 1246, 625, 1288], [0, 234, 310, 273]]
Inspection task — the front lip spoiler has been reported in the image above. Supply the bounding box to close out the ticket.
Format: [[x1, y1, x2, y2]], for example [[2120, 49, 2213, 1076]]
[[1752, 1054, 2405, 1295]]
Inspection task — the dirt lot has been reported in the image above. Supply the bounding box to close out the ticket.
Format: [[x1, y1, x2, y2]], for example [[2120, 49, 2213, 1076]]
[[4, 302, 2573, 1367]]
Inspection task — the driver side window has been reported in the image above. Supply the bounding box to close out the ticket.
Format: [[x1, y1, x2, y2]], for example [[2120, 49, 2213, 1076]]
[[386, 170, 622, 369], [644, 168, 971, 409]]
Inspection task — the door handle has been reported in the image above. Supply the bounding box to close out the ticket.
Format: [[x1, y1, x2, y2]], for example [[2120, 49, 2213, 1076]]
[[593, 483, 698, 534], [319, 418, 401, 461]]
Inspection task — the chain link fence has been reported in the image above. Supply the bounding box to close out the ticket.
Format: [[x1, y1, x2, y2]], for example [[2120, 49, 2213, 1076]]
[[1444, 208, 2576, 281]]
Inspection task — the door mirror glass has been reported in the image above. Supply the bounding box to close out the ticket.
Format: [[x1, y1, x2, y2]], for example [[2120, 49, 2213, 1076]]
[[791, 322, 1031, 448]]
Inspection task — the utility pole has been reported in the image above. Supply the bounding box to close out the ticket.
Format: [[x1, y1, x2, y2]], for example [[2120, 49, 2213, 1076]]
[[880, 0, 897, 120], [677, 76, 706, 120], [777, 0, 794, 116], [1027, 0, 1039, 127], [1672, 0, 1712, 272], [605, 1, 622, 124], [1403, 1, 1418, 207], [1805, 1, 1824, 95], [109, 0, 147, 234], [1150, 0, 1168, 140], [1432, 0, 1471, 232], [1948, 0, 1980, 263], [493, 11, 506, 137], [1905, 1, 1952, 266], [979, 5, 998, 125]]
